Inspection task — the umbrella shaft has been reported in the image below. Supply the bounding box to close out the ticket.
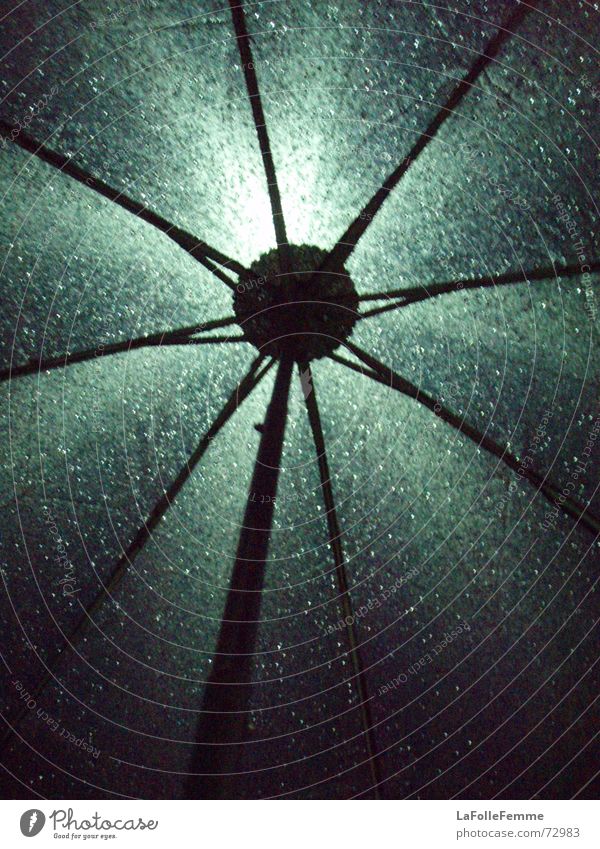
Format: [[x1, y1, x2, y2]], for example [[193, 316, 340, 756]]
[[189, 356, 293, 797]]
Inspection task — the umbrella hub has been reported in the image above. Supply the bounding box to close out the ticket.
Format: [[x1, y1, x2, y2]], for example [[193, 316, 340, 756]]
[[233, 244, 358, 360]]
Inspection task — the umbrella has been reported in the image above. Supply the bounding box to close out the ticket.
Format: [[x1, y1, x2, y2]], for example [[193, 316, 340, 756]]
[[0, 0, 598, 800]]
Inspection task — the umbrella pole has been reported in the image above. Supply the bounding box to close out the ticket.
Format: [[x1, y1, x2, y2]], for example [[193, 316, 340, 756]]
[[189, 355, 293, 799]]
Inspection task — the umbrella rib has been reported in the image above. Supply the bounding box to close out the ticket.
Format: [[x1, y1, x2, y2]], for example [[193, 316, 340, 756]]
[[190, 354, 294, 799], [186, 334, 247, 345], [0, 354, 273, 755], [0, 316, 240, 383], [299, 361, 384, 799], [0, 120, 247, 288], [332, 345, 600, 537], [318, 1, 535, 274], [358, 261, 600, 318], [228, 1, 292, 277]]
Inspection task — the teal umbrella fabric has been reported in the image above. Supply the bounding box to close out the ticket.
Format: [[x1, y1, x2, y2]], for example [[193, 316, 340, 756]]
[[0, 0, 598, 799]]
